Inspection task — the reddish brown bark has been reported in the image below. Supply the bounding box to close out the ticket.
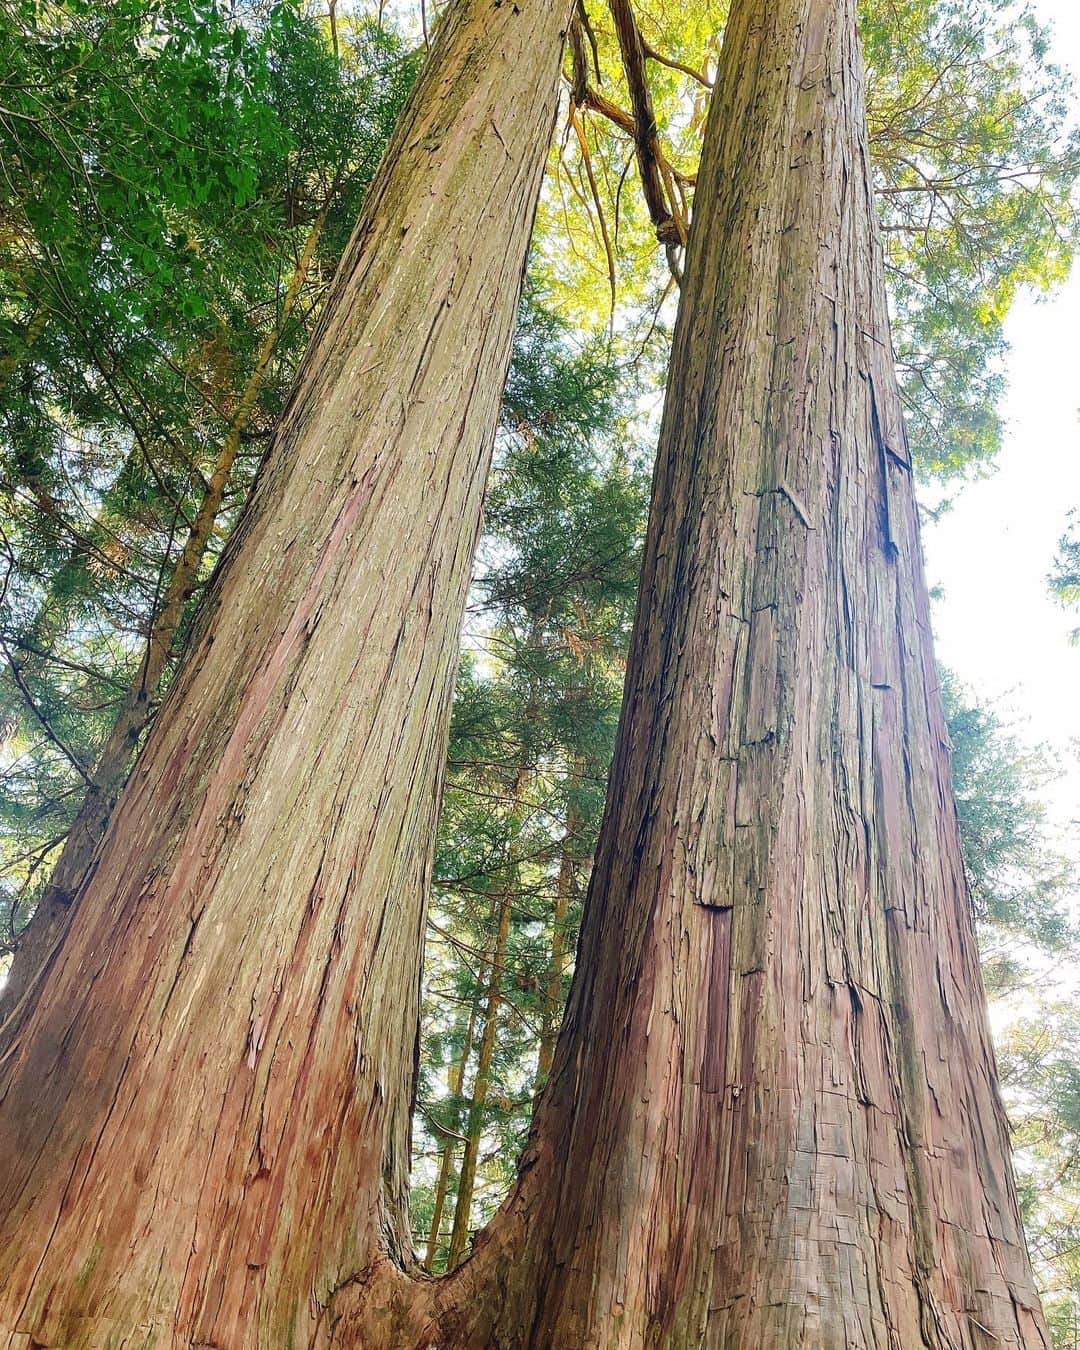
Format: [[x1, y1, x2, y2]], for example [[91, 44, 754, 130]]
[[336, 0, 1049, 1342], [0, 0, 570, 1343]]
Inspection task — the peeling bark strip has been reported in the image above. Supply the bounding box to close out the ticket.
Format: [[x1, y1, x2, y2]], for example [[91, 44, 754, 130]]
[[338, 0, 1051, 1343], [0, 0, 571, 1343]]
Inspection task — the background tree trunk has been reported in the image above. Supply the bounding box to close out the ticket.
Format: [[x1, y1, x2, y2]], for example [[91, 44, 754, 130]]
[[447, 887, 513, 1268], [535, 791, 580, 1088], [0, 210, 328, 1027], [424, 1000, 479, 1270], [0, 0, 570, 1343], [337, 0, 1051, 1342]]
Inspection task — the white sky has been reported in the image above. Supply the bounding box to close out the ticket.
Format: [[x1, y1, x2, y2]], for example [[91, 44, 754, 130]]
[[924, 0, 1080, 837]]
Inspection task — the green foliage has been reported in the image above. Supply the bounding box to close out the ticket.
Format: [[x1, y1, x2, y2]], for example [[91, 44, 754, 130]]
[[942, 670, 1077, 992], [1051, 514, 1080, 644], [998, 1003, 1080, 1342], [412, 294, 648, 1266], [0, 0, 416, 949], [940, 672, 1079, 1339], [863, 0, 1080, 477], [538, 0, 1080, 480]]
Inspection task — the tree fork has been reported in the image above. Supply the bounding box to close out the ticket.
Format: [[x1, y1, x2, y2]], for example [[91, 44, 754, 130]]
[[0, 0, 572, 1343]]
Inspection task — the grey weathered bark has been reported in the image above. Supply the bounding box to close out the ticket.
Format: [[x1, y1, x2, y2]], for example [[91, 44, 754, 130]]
[[0, 0, 571, 1343], [336, 0, 1050, 1342]]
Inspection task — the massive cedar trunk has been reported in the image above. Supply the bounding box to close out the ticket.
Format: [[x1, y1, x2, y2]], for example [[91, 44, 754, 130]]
[[338, 0, 1050, 1343], [0, 0, 571, 1342]]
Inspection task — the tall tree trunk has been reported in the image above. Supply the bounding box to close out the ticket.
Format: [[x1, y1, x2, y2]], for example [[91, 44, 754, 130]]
[[424, 998, 480, 1271], [424, 1140, 457, 1271], [508, 0, 1050, 1339], [447, 887, 513, 1268], [0, 0, 569, 1342], [0, 211, 328, 1028], [535, 792, 579, 1087], [336, 0, 1049, 1343]]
